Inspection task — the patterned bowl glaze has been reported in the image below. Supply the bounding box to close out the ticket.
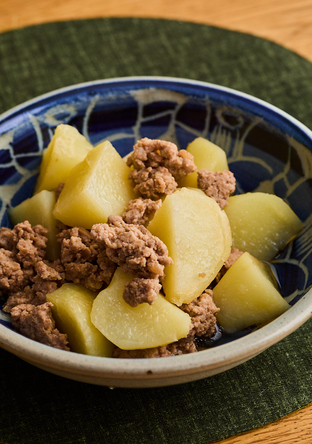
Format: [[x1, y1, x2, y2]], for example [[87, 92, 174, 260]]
[[0, 77, 312, 388]]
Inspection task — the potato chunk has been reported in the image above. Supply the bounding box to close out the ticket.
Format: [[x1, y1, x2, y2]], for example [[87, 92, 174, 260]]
[[91, 268, 191, 350], [213, 252, 290, 333], [35, 124, 93, 193], [224, 192, 303, 261], [53, 140, 137, 229], [9, 190, 60, 261], [179, 137, 229, 188], [46, 283, 113, 356], [148, 187, 232, 305]]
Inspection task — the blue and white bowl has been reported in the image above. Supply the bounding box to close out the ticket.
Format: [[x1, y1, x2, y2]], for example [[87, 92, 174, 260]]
[[0, 77, 312, 387]]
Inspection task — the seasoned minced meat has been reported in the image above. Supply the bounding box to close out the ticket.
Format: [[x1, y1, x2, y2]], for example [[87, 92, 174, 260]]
[[14, 221, 47, 261], [10, 302, 69, 350], [212, 247, 244, 286], [126, 137, 196, 181], [225, 247, 244, 268], [58, 226, 116, 291], [0, 249, 25, 295], [1, 221, 64, 313], [0, 226, 16, 250], [197, 169, 236, 209], [4, 281, 59, 313], [181, 289, 219, 338], [55, 182, 65, 200], [122, 197, 162, 225], [91, 215, 173, 279], [129, 166, 177, 199], [3, 261, 63, 312], [123, 277, 161, 307], [113, 334, 197, 359]]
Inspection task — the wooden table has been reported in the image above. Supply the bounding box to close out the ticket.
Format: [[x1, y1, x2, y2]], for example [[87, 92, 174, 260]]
[[1, 1, 312, 443]]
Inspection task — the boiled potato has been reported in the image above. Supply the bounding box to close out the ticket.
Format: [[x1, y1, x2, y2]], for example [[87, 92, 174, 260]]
[[213, 252, 290, 333], [53, 140, 137, 229], [47, 283, 113, 356], [91, 268, 191, 350], [224, 192, 303, 261], [148, 187, 232, 306], [9, 190, 60, 261], [35, 124, 93, 193], [179, 137, 229, 188]]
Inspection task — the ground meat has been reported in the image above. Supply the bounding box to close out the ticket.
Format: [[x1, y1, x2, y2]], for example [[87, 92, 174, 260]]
[[55, 182, 65, 200], [0, 249, 25, 295], [123, 277, 161, 307], [129, 166, 177, 199], [0, 226, 15, 250], [91, 215, 173, 279], [14, 221, 48, 261], [181, 289, 219, 338], [113, 334, 196, 359], [0, 223, 50, 297], [225, 247, 244, 268], [10, 302, 69, 350], [4, 283, 56, 313], [211, 247, 244, 286], [58, 226, 116, 292], [1, 222, 64, 314], [127, 138, 196, 199], [126, 138, 196, 181], [197, 170, 236, 209], [122, 197, 162, 225]]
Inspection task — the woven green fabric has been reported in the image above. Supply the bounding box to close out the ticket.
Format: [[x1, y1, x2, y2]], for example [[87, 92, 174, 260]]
[[1, 18, 312, 444]]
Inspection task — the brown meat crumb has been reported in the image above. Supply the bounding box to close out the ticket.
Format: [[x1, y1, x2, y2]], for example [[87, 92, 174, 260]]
[[0, 226, 16, 250], [181, 289, 219, 338], [197, 170, 236, 209], [91, 215, 173, 279], [1, 222, 64, 313], [122, 198, 162, 225], [10, 302, 69, 350], [123, 277, 161, 307], [129, 166, 177, 199], [4, 275, 60, 313], [0, 249, 25, 295], [127, 138, 196, 199], [55, 182, 65, 200], [58, 226, 116, 292], [126, 137, 196, 181]]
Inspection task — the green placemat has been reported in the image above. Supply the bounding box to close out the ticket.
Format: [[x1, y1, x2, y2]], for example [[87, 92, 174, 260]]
[[1, 18, 312, 444]]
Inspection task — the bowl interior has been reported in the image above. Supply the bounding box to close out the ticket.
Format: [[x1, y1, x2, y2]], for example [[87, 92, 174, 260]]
[[0, 77, 312, 368]]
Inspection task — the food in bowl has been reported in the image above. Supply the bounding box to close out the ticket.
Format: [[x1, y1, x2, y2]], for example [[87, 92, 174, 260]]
[[0, 124, 302, 358]]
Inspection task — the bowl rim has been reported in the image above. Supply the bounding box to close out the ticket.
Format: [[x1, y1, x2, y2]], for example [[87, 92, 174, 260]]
[[1, 75, 312, 382]]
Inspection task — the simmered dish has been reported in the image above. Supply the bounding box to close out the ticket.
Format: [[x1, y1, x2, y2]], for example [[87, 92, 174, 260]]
[[0, 125, 303, 358]]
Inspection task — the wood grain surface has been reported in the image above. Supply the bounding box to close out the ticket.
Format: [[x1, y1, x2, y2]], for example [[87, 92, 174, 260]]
[[1, 1, 312, 443]]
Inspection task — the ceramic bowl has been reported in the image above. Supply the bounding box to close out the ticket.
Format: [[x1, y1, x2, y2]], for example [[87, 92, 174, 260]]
[[0, 77, 312, 388]]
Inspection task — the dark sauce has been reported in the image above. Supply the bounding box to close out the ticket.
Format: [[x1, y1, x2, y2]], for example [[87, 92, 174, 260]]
[[195, 324, 223, 350]]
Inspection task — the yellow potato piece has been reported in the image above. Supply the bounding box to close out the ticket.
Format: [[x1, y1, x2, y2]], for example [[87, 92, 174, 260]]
[[47, 283, 113, 356], [9, 190, 60, 261], [224, 192, 303, 261], [35, 124, 93, 193], [148, 187, 232, 306], [53, 140, 136, 229], [213, 252, 290, 333], [179, 137, 229, 188], [91, 268, 191, 350]]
